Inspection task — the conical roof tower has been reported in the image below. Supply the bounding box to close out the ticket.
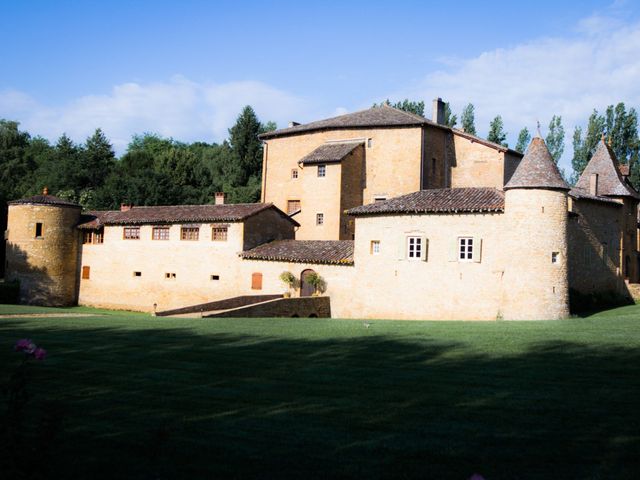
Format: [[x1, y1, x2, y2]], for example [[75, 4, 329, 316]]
[[504, 135, 569, 191]]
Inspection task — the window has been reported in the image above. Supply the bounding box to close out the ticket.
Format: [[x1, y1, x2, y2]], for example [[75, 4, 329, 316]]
[[371, 240, 380, 255], [407, 236, 423, 260], [459, 237, 473, 261], [133, 271, 142, 277], [82, 266, 90, 279], [287, 200, 301, 214], [35, 223, 43, 238], [152, 226, 170, 240], [317, 165, 326, 177], [551, 252, 560, 264], [367, 138, 373, 148], [181, 226, 199, 241], [82, 231, 93, 244], [165, 272, 176, 279], [211, 275, 220, 281], [212, 226, 228, 241], [291, 169, 298, 179], [251, 272, 262, 290], [374, 196, 387, 203], [123, 226, 140, 240], [94, 229, 104, 244], [316, 213, 324, 225]]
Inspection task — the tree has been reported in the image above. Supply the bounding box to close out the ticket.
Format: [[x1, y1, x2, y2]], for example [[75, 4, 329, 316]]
[[80, 129, 116, 191], [545, 115, 565, 163], [571, 110, 606, 182], [374, 99, 425, 117], [443, 102, 457, 127], [515, 127, 531, 153], [487, 115, 508, 147], [460, 104, 476, 135], [228, 106, 263, 187], [604, 103, 639, 188]]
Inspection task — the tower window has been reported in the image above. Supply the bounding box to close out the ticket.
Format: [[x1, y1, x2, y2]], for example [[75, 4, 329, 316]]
[[211, 274, 220, 281], [316, 213, 324, 225], [133, 271, 142, 277], [551, 252, 560, 264], [291, 169, 298, 179], [317, 165, 326, 177], [35, 223, 43, 238], [165, 272, 176, 280]]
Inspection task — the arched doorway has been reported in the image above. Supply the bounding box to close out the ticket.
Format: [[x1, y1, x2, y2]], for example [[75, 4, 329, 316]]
[[300, 269, 316, 297]]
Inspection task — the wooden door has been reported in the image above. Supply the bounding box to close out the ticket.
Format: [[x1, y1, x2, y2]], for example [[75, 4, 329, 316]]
[[300, 269, 315, 297]]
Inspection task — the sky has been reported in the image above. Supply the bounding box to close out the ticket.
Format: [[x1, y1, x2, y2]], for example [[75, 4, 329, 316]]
[[1, 0, 640, 173]]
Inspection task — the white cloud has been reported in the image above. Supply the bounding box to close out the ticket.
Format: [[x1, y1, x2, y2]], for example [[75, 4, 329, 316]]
[[0, 76, 310, 154], [391, 12, 640, 171]]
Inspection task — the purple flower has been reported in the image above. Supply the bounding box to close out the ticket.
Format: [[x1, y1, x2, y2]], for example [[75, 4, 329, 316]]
[[33, 347, 47, 361], [15, 338, 36, 354]]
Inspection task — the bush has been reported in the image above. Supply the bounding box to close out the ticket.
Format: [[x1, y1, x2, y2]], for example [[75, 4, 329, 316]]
[[0, 281, 19, 304]]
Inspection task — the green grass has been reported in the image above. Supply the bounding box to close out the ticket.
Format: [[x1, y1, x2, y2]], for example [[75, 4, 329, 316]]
[[1, 304, 639, 479]]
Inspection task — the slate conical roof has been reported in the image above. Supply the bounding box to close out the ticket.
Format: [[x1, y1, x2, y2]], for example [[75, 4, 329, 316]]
[[573, 139, 640, 199], [504, 136, 570, 191]]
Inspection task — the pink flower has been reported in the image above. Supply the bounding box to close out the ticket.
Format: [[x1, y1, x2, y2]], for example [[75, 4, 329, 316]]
[[33, 347, 47, 361], [15, 338, 36, 354]]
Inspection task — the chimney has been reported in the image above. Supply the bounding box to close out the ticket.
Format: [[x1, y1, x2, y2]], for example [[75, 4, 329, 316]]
[[589, 173, 599, 196], [120, 203, 132, 212], [42, 186, 49, 195], [288, 121, 300, 128], [215, 192, 226, 205], [432, 97, 445, 124]]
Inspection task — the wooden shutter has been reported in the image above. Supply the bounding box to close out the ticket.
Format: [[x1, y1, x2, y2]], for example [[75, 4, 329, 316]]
[[251, 272, 263, 290], [82, 266, 90, 279], [397, 236, 406, 260], [472, 238, 483, 263], [448, 238, 458, 262], [421, 237, 428, 261]]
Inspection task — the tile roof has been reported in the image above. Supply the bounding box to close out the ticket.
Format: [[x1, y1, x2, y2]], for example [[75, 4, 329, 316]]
[[347, 188, 505, 216], [259, 105, 522, 156], [504, 136, 570, 191], [298, 141, 362, 165], [241, 240, 354, 265], [568, 189, 623, 206], [574, 140, 640, 199], [77, 203, 298, 229], [9, 194, 81, 208]]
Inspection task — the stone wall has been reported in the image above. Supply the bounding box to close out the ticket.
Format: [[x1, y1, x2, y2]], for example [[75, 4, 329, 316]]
[[450, 135, 516, 189], [5, 204, 81, 306]]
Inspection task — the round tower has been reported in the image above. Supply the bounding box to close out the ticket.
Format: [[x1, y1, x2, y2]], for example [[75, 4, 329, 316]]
[[5, 188, 82, 306], [501, 136, 571, 320]]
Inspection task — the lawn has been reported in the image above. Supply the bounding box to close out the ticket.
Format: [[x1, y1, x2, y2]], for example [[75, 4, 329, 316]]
[[1, 304, 639, 479]]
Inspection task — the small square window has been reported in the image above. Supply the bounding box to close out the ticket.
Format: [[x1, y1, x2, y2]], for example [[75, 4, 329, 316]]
[[133, 271, 142, 277], [82, 231, 93, 244], [459, 237, 473, 261], [35, 223, 43, 238], [371, 240, 380, 255], [211, 275, 220, 281], [317, 165, 326, 177], [407, 236, 422, 260], [152, 226, 170, 240], [367, 138, 373, 148], [287, 200, 301, 214], [212, 227, 228, 241], [181, 227, 199, 241], [316, 213, 324, 225], [291, 169, 298, 179], [165, 272, 176, 279], [374, 196, 387, 203], [124, 226, 140, 240], [551, 252, 560, 264]]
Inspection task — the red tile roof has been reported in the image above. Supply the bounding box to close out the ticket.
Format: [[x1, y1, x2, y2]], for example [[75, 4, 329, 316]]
[[504, 136, 569, 191], [241, 240, 354, 265], [77, 203, 298, 229], [9, 194, 81, 208], [298, 142, 362, 165], [348, 188, 505, 216]]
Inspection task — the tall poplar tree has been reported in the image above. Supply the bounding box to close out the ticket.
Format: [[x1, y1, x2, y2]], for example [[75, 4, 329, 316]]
[[545, 115, 565, 163], [487, 115, 508, 147], [515, 127, 531, 153], [460, 104, 477, 135]]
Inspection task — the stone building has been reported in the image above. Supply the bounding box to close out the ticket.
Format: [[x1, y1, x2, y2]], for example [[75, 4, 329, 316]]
[[4, 104, 639, 319]]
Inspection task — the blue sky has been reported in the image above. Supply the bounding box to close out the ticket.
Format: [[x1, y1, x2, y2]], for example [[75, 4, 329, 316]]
[[2, 0, 640, 172]]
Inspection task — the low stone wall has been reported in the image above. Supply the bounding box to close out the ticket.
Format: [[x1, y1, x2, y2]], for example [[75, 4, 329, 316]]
[[205, 296, 331, 318], [156, 294, 282, 316]]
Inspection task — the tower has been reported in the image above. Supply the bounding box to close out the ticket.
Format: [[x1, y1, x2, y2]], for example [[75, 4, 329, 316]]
[[501, 136, 571, 320], [5, 189, 82, 306]]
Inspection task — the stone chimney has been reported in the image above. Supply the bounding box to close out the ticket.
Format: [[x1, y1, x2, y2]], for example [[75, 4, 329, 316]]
[[120, 203, 132, 212], [432, 98, 445, 124], [589, 173, 599, 196], [288, 121, 300, 128], [215, 192, 226, 205]]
